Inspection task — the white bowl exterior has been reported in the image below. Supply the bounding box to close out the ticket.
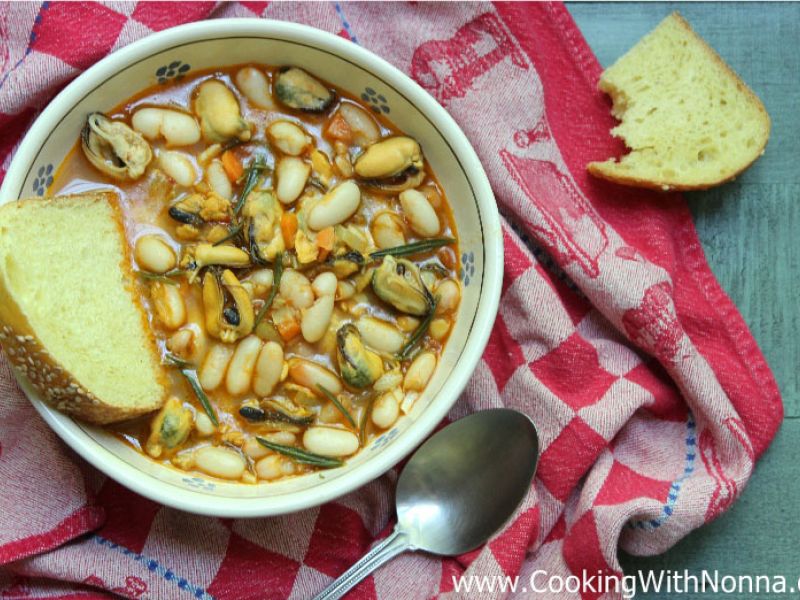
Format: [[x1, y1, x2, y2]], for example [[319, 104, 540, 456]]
[[0, 19, 502, 517]]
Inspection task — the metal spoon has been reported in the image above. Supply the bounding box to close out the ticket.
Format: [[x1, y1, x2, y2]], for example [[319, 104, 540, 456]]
[[313, 408, 539, 600]]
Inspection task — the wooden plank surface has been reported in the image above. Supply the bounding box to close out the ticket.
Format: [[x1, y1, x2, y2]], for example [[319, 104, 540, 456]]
[[567, 2, 799, 594]]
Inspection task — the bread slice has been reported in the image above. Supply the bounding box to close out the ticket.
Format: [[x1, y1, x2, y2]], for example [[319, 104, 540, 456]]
[[0, 193, 167, 424], [587, 12, 770, 191]]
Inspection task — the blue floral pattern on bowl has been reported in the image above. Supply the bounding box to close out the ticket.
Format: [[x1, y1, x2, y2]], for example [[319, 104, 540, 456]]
[[460, 251, 475, 286], [370, 427, 400, 452], [182, 476, 215, 491], [360, 87, 390, 114], [156, 61, 190, 84], [32, 164, 53, 196]]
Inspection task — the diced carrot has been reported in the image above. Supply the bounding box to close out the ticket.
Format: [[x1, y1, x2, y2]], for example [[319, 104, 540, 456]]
[[276, 317, 301, 341], [221, 150, 244, 182], [324, 112, 352, 142], [316, 226, 335, 251], [281, 212, 298, 248]]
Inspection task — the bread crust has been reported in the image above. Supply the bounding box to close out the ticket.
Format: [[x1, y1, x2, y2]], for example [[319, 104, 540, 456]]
[[588, 11, 771, 192], [0, 193, 166, 424]]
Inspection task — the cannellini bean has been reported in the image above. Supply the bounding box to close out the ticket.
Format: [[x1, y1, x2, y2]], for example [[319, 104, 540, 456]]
[[404, 351, 436, 391], [400, 189, 440, 237], [261, 431, 297, 446], [134, 234, 176, 274], [311, 149, 334, 186], [246, 268, 274, 297], [166, 328, 194, 358], [356, 316, 405, 353], [374, 369, 403, 393], [371, 212, 406, 249], [206, 159, 233, 199], [195, 412, 216, 437], [256, 454, 297, 480], [151, 282, 185, 329], [158, 150, 197, 187], [396, 316, 420, 332], [311, 272, 338, 297], [372, 389, 401, 429], [301, 295, 334, 343], [199, 343, 234, 391], [234, 67, 275, 109], [226, 335, 263, 396], [288, 358, 342, 395], [435, 279, 461, 315], [429, 318, 451, 340], [253, 341, 283, 396], [132, 107, 201, 146], [194, 445, 246, 480], [336, 280, 356, 301], [338, 103, 381, 146], [303, 426, 359, 457], [267, 120, 311, 156], [307, 180, 361, 231], [243, 437, 269, 459], [280, 269, 314, 309], [275, 157, 310, 205]]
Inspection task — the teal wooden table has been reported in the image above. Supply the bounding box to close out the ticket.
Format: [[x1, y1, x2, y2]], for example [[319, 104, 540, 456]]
[[567, 2, 799, 595]]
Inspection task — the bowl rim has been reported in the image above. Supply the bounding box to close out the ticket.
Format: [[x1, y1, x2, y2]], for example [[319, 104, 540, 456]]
[[0, 18, 503, 517]]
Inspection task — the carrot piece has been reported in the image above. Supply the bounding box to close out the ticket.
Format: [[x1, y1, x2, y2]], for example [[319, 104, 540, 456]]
[[324, 112, 352, 142], [316, 226, 335, 251], [281, 213, 298, 248], [221, 150, 244, 182], [276, 317, 301, 341]]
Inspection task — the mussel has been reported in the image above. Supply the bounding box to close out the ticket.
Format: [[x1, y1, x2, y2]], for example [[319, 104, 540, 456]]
[[203, 269, 255, 343], [145, 397, 192, 458], [336, 324, 384, 388], [194, 79, 252, 143], [274, 67, 335, 113], [168, 192, 231, 226], [327, 250, 365, 279], [353, 136, 425, 193], [371, 255, 432, 316], [81, 112, 153, 181], [239, 397, 314, 425], [243, 190, 285, 263]]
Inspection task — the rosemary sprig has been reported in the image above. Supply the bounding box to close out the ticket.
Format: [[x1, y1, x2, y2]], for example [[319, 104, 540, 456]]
[[359, 394, 376, 446], [163, 354, 219, 426], [369, 238, 455, 260], [136, 269, 182, 285], [397, 297, 439, 360], [317, 384, 357, 429], [253, 252, 284, 328], [233, 157, 267, 216], [256, 438, 344, 468], [212, 222, 244, 246]]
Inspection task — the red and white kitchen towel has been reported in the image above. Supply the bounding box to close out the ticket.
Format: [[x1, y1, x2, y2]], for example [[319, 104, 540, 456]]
[[0, 2, 783, 599]]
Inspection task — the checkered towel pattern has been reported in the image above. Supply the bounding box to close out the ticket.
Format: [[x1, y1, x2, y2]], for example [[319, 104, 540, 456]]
[[0, 2, 783, 599]]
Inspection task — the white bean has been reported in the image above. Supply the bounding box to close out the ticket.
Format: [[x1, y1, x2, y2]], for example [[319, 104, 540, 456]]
[[275, 157, 310, 205], [288, 358, 342, 394], [356, 316, 405, 353], [400, 189, 440, 237], [243, 437, 269, 459], [226, 335, 263, 396], [253, 341, 283, 396], [261, 431, 297, 446], [194, 446, 246, 480], [371, 211, 406, 249], [206, 159, 233, 199], [195, 412, 216, 437], [132, 107, 201, 147], [301, 295, 334, 343], [311, 272, 338, 297], [234, 67, 275, 109], [280, 269, 314, 309], [435, 279, 461, 315], [338, 104, 381, 146], [303, 426, 359, 457], [199, 343, 234, 391], [404, 352, 436, 391], [307, 180, 361, 231], [374, 369, 403, 393], [372, 390, 401, 429], [151, 282, 185, 330], [134, 235, 176, 274], [246, 268, 274, 297], [267, 120, 311, 156], [166, 328, 194, 358], [256, 454, 297, 480], [429, 318, 451, 340], [158, 150, 197, 187], [336, 280, 356, 301]]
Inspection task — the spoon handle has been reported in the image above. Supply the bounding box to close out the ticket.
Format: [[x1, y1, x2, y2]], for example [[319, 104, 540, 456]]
[[312, 527, 411, 600]]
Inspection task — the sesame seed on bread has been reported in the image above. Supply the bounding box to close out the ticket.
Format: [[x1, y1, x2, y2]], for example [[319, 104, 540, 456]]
[[0, 193, 167, 424]]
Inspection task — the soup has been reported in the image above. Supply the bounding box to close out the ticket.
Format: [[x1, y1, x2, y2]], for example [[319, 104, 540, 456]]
[[50, 64, 460, 483]]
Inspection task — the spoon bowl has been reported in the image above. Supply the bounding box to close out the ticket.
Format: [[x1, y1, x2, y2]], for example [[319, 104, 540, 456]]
[[314, 409, 539, 600]]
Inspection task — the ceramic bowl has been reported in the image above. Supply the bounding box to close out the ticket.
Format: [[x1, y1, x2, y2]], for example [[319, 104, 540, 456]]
[[0, 19, 502, 517]]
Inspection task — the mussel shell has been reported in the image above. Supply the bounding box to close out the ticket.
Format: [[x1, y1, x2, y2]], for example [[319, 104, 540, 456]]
[[361, 168, 425, 194], [336, 324, 384, 389], [353, 136, 423, 181], [328, 250, 365, 279], [274, 67, 335, 113], [371, 256, 432, 316], [168, 205, 203, 226], [81, 112, 152, 181]]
